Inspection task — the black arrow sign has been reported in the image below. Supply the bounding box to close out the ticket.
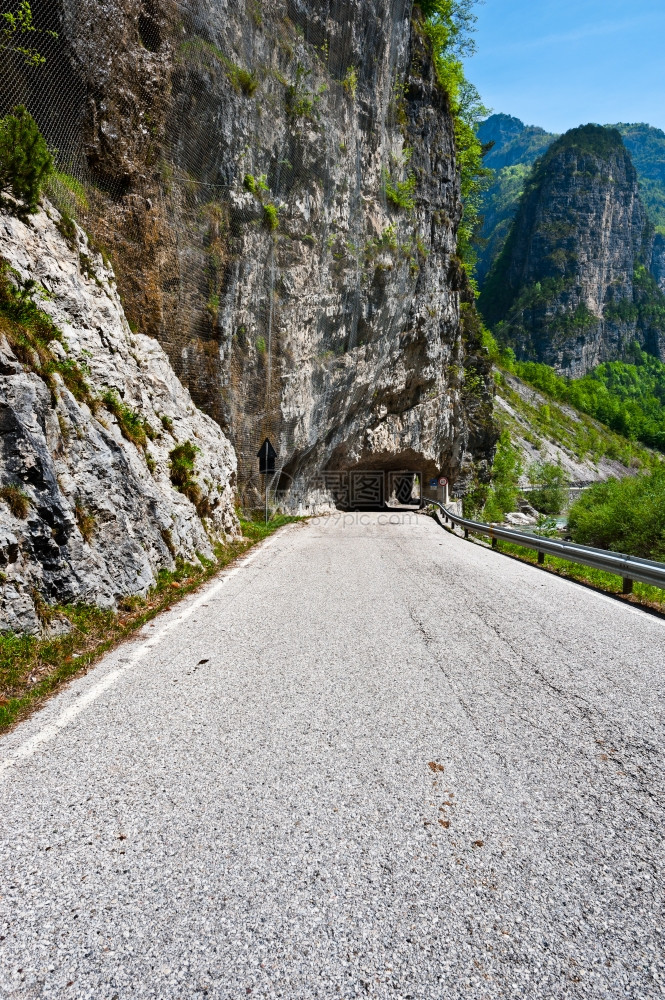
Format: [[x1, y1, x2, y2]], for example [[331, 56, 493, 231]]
[[257, 438, 277, 475]]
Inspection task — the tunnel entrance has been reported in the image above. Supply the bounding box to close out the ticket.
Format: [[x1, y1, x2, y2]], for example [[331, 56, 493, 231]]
[[309, 469, 445, 510]]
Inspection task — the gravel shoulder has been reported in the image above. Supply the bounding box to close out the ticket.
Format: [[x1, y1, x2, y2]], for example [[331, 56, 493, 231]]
[[1, 512, 664, 999]]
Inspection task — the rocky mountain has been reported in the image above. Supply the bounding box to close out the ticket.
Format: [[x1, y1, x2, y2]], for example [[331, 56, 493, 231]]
[[479, 113, 557, 173], [0, 202, 238, 634], [479, 125, 665, 376], [476, 115, 558, 285], [477, 115, 665, 293], [1, 0, 495, 515]]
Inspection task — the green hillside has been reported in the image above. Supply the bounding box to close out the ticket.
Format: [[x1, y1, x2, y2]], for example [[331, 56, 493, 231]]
[[504, 344, 665, 453], [609, 123, 665, 232]]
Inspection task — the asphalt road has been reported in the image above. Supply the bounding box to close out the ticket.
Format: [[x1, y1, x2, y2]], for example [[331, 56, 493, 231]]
[[1, 512, 664, 999]]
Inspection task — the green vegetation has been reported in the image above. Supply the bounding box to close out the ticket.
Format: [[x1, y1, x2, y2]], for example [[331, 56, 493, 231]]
[[0, 517, 300, 734], [567, 466, 665, 560], [0, 257, 92, 404], [383, 168, 416, 211], [286, 65, 321, 122], [74, 501, 96, 543], [494, 539, 665, 611], [100, 389, 151, 449], [47, 170, 89, 213], [478, 431, 522, 521], [178, 37, 258, 97], [421, 0, 489, 287], [478, 114, 557, 173], [507, 345, 665, 453], [493, 365, 657, 470], [471, 329, 662, 525], [342, 66, 358, 99], [544, 123, 625, 162], [478, 119, 665, 290], [0, 259, 161, 457], [476, 162, 530, 283], [244, 172, 269, 197], [479, 127, 629, 329], [363, 224, 399, 264], [0, 105, 53, 215], [0, 484, 31, 519], [228, 65, 258, 96], [0, 1, 57, 67], [54, 206, 77, 249], [238, 514, 299, 542], [169, 441, 202, 508], [527, 459, 568, 515], [610, 122, 665, 231], [263, 202, 279, 231], [243, 172, 279, 231]]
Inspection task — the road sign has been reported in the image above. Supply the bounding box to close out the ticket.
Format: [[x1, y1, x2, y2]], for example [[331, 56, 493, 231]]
[[439, 477, 448, 487], [257, 438, 277, 475], [429, 478, 438, 489]]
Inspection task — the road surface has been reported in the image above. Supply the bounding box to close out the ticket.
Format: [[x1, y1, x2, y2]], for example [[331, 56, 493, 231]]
[[1, 512, 664, 999]]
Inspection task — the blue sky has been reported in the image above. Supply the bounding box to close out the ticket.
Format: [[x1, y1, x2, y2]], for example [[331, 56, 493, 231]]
[[465, 0, 665, 134]]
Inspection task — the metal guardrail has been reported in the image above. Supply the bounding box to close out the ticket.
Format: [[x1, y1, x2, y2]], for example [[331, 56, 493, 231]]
[[429, 501, 665, 595]]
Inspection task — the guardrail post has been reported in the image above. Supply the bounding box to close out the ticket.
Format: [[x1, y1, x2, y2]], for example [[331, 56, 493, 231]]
[[538, 551, 545, 565], [492, 537, 497, 549], [623, 577, 633, 595], [464, 528, 469, 539]]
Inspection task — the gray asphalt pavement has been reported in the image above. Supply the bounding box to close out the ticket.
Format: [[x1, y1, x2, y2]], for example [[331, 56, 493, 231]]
[[1, 512, 664, 999]]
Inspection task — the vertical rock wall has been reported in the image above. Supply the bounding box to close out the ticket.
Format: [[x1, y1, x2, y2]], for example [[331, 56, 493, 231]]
[[1, 0, 495, 509]]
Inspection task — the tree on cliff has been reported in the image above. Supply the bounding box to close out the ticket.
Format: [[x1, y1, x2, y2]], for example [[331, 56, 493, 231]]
[[1, 0, 57, 67], [420, 0, 490, 288], [0, 106, 53, 214]]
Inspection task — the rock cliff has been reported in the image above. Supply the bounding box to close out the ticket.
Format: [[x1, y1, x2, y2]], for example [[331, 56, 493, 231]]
[[480, 126, 665, 376], [1, 0, 495, 510], [476, 114, 557, 286], [652, 234, 665, 294], [0, 203, 237, 635]]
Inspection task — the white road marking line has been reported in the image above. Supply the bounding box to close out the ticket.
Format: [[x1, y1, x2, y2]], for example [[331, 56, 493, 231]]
[[0, 534, 280, 778]]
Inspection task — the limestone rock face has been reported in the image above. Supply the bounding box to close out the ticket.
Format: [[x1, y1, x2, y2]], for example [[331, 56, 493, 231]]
[[480, 126, 665, 376], [2, 0, 495, 508], [652, 234, 665, 295], [0, 205, 237, 634]]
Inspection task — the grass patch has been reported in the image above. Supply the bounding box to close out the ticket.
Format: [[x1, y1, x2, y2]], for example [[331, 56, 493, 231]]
[[0, 256, 93, 405], [0, 483, 31, 519], [100, 389, 151, 449], [228, 65, 258, 96], [169, 440, 201, 506], [46, 170, 89, 213], [74, 501, 96, 543], [0, 517, 301, 734], [384, 169, 416, 211]]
